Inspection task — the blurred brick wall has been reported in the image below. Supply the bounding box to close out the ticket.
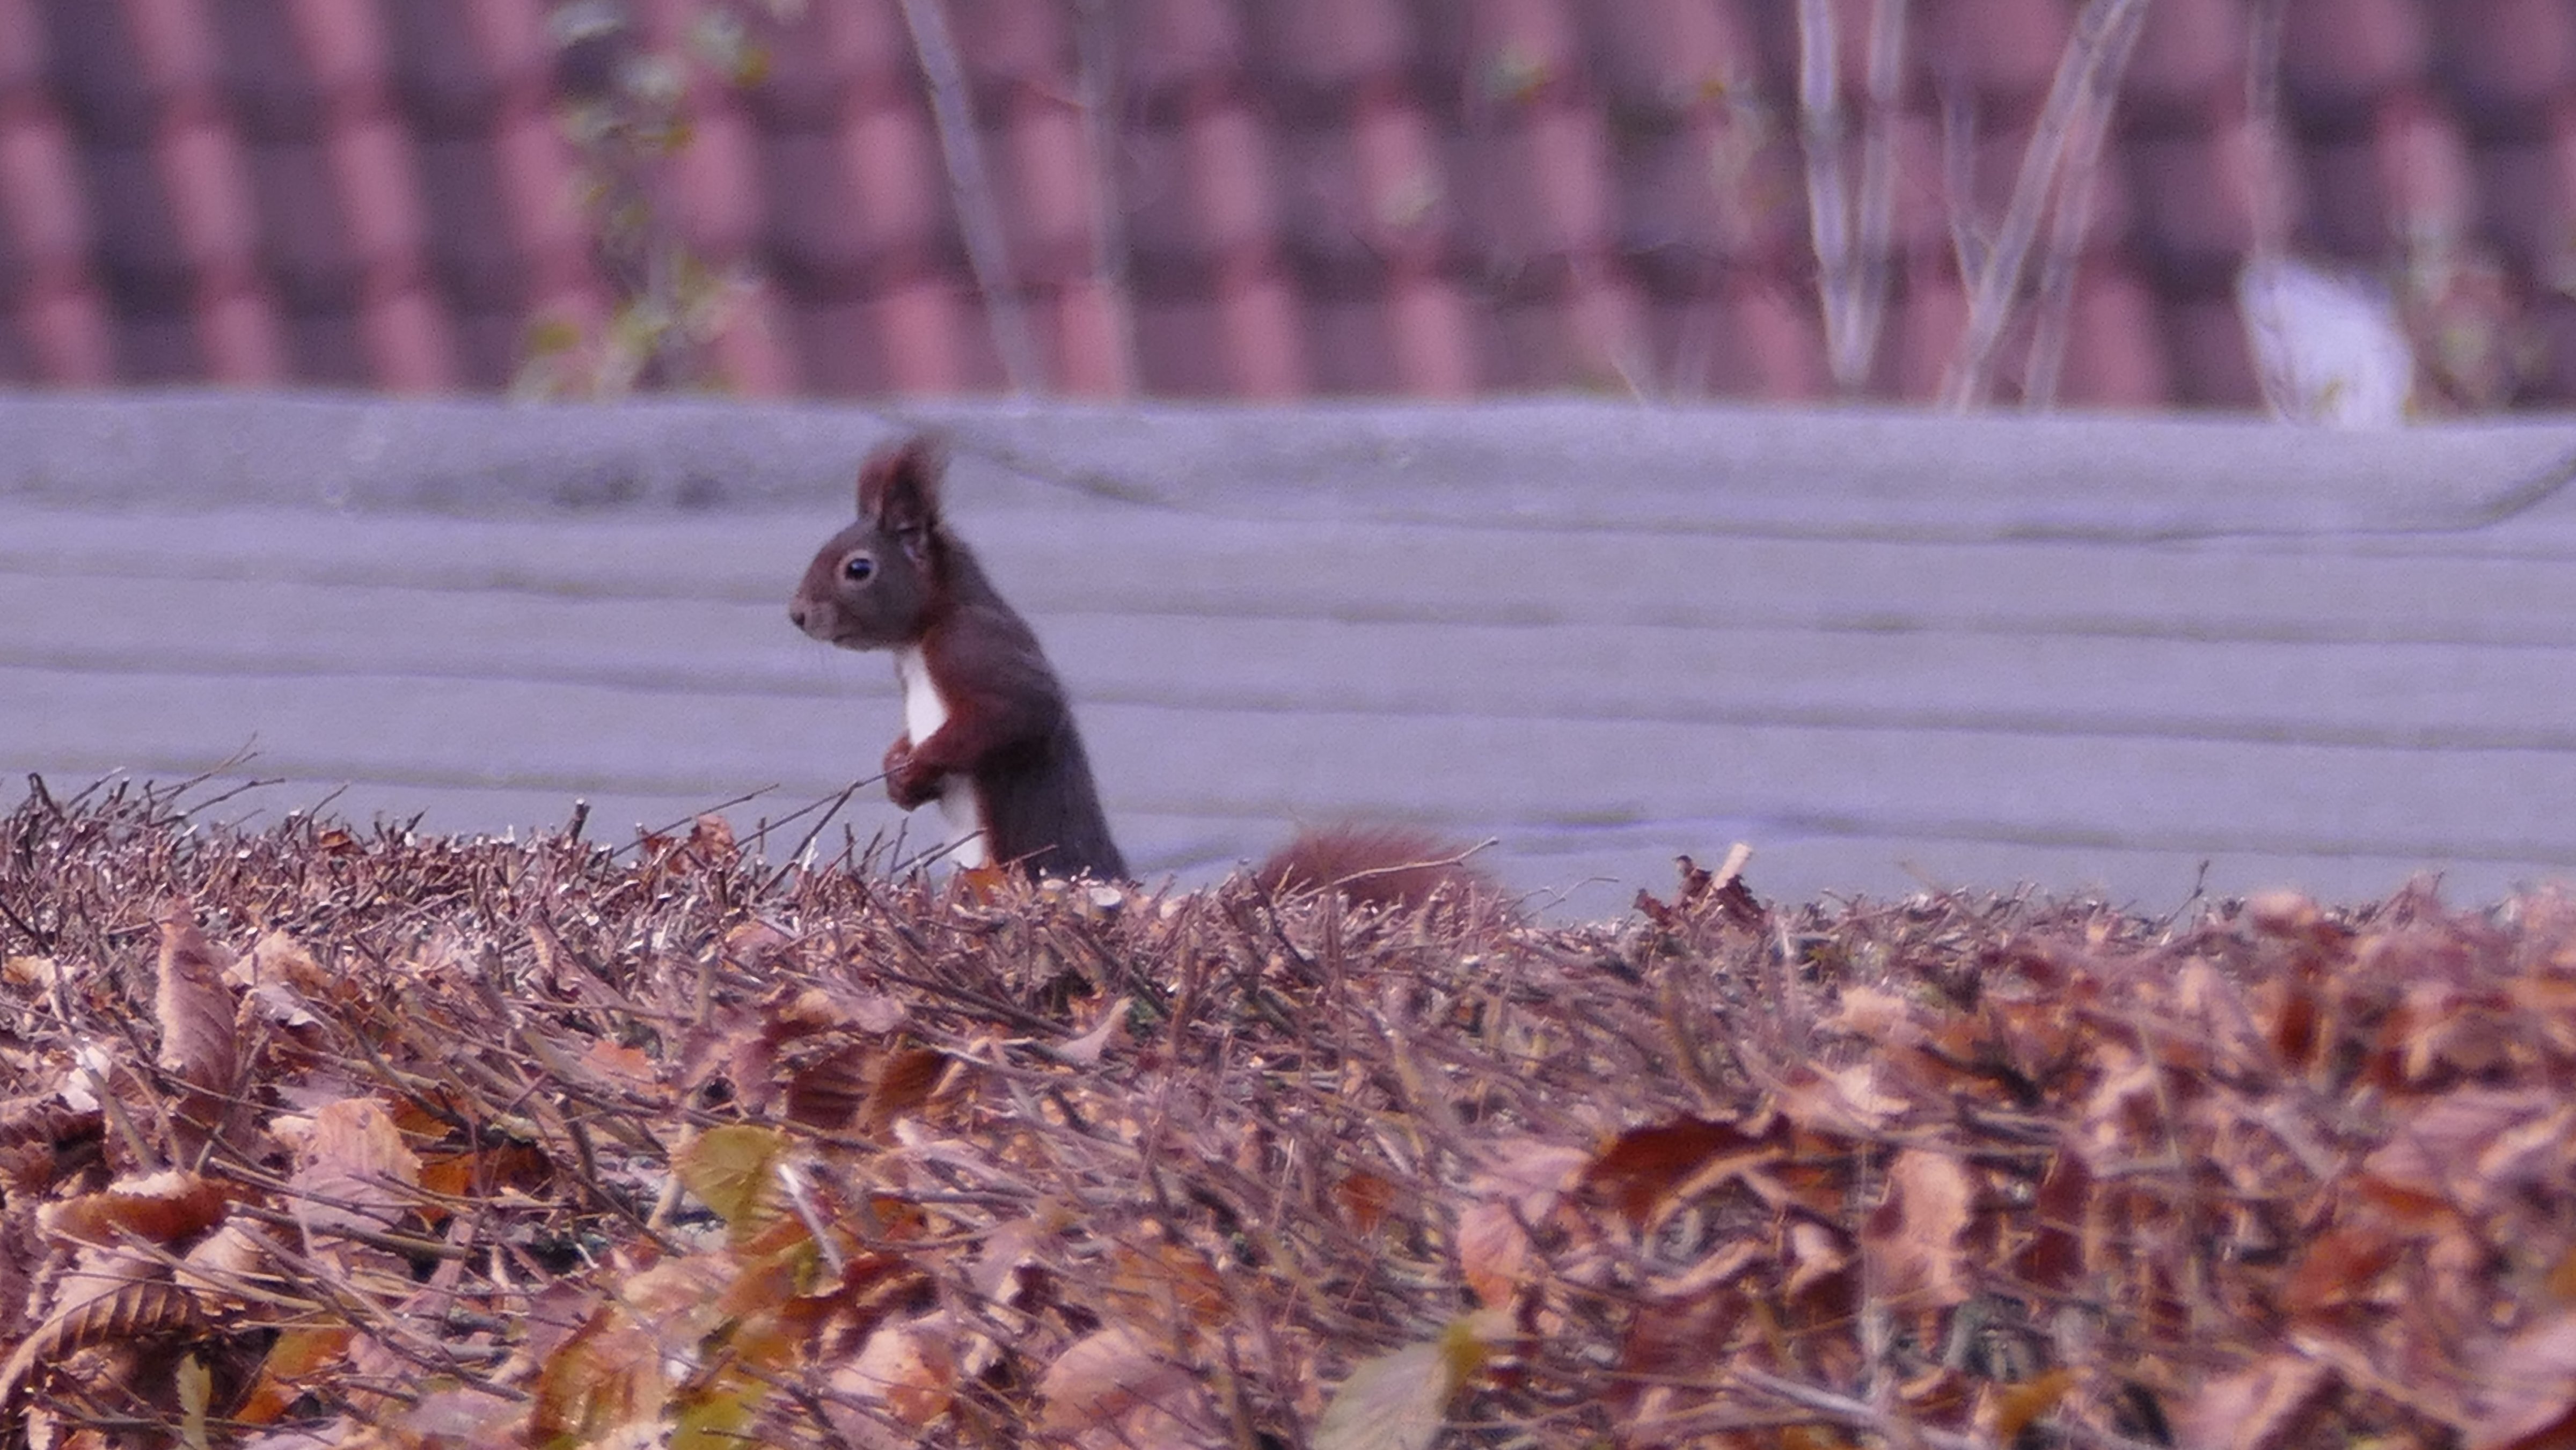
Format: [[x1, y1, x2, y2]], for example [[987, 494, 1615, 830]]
[[1, 0, 2570, 407]]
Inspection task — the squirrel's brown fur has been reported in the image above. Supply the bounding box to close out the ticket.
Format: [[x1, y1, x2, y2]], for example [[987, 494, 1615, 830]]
[[1251, 823, 1498, 913]]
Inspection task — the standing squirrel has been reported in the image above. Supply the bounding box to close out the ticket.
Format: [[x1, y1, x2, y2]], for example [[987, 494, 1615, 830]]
[[792, 436, 1494, 907], [789, 436, 1127, 881]]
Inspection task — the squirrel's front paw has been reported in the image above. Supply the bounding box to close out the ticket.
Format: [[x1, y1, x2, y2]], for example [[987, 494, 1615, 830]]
[[882, 738, 942, 810]]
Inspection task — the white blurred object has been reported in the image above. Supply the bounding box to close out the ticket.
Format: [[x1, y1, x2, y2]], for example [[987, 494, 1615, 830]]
[[2237, 257, 2417, 427]]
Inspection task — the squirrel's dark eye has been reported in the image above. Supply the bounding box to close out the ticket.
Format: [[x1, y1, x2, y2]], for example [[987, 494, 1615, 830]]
[[843, 554, 875, 582]]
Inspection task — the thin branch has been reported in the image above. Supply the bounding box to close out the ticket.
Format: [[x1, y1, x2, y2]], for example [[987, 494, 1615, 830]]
[[1802, 0, 1908, 395], [1940, 84, 1987, 285], [1071, 0, 1139, 393], [2021, 0, 2149, 407], [1798, 0, 1857, 391], [1939, 0, 2157, 409], [1851, 0, 1909, 384], [897, 0, 1046, 392]]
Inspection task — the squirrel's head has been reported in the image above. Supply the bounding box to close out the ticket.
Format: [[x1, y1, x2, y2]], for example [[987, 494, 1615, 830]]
[[789, 436, 949, 650]]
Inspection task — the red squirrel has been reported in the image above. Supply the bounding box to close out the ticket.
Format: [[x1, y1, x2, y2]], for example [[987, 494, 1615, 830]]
[[789, 436, 1127, 881], [792, 436, 1494, 907]]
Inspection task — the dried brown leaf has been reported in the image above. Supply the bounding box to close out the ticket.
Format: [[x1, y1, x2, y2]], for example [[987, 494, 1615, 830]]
[[2468, 1313, 2576, 1450], [1580, 1115, 1770, 1228], [0, 1275, 205, 1426], [155, 910, 239, 1089], [1313, 1321, 1487, 1450], [1459, 1142, 1587, 1309], [1860, 1148, 1975, 1309], [1036, 1324, 1216, 1444], [2176, 1354, 2331, 1450], [40, 1168, 231, 1249], [1776, 1060, 1907, 1134], [287, 1097, 422, 1240], [676, 1123, 789, 1234], [860, 1046, 951, 1131]]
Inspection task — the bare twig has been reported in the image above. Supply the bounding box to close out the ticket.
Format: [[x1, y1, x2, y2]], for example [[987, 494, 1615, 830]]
[[897, 0, 1046, 392], [1799, 0, 1913, 394], [1071, 0, 1138, 393], [2021, 0, 2149, 407], [1940, 0, 2156, 408]]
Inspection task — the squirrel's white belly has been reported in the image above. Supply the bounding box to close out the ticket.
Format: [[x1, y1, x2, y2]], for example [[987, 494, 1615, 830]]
[[894, 646, 987, 868]]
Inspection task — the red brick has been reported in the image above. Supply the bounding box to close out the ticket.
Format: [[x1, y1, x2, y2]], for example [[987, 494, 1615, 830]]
[[1349, 94, 1455, 265], [1117, 122, 1192, 270], [2473, 138, 2559, 274], [117, 0, 223, 109], [2165, 294, 2261, 407], [709, 273, 799, 396], [0, 0, 47, 102], [2123, 0, 2245, 115], [457, 0, 555, 113], [1302, 290, 1394, 392], [1129, 0, 1246, 99], [2527, 295, 2576, 401], [786, 294, 890, 396], [671, 94, 765, 260], [1890, 255, 1969, 401], [324, 114, 424, 268], [1468, 103, 1617, 262], [2303, 135, 2389, 258], [209, 0, 324, 140], [18, 275, 116, 382], [1721, 275, 1829, 400], [194, 276, 288, 382], [489, 104, 589, 265], [1249, 0, 1414, 92], [357, 279, 457, 389], [1043, 273, 1137, 396], [758, 129, 869, 281], [1481, 0, 1586, 106], [2373, 91, 2476, 246], [1186, 99, 1280, 259], [2126, 125, 2275, 282], [1213, 261, 1306, 396], [949, 0, 1073, 90], [873, 274, 969, 391], [2281, 0, 2427, 121], [283, 0, 391, 120], [2538, 98, 2576, 274], [85, 143, 191, 293], [838, 99, 948, 263], [1919, 0, 2070, 111], [41, 1, 155, 143], [0, 105, 93, 270], [1385, 269, 1477, 396], [380, 0, 502, 131], [2054, 261, 2171, 407], [1562, 260, 1650, 389], [1133, 290, 1227, 396], [1477, 292, 1575, 389], [2434, 0, 2576, 123], [1884, 109, 1963, 261], [155, 113, 260, 270], [1591, 0, 1758, 115], [409, 135, 514, 302], [998, 93, 1100, 282]]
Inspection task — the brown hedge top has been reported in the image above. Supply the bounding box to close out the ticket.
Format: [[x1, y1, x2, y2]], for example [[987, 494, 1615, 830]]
[[2, 778, 2573, 1450]]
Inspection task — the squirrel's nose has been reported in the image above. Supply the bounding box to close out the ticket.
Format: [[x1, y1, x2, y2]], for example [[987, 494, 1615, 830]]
[[788, 601, 808, 631]]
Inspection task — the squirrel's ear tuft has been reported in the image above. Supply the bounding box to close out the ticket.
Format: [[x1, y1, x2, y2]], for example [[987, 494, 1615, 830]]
[[857, 435, 945, 530]]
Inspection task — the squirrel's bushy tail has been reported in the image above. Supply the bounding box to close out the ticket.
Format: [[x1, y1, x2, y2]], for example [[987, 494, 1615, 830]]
[[1250, 823, 1499, 913]]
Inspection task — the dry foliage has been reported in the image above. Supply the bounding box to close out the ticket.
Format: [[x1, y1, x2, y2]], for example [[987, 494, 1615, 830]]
[[5, 780, 2576, 1449]]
